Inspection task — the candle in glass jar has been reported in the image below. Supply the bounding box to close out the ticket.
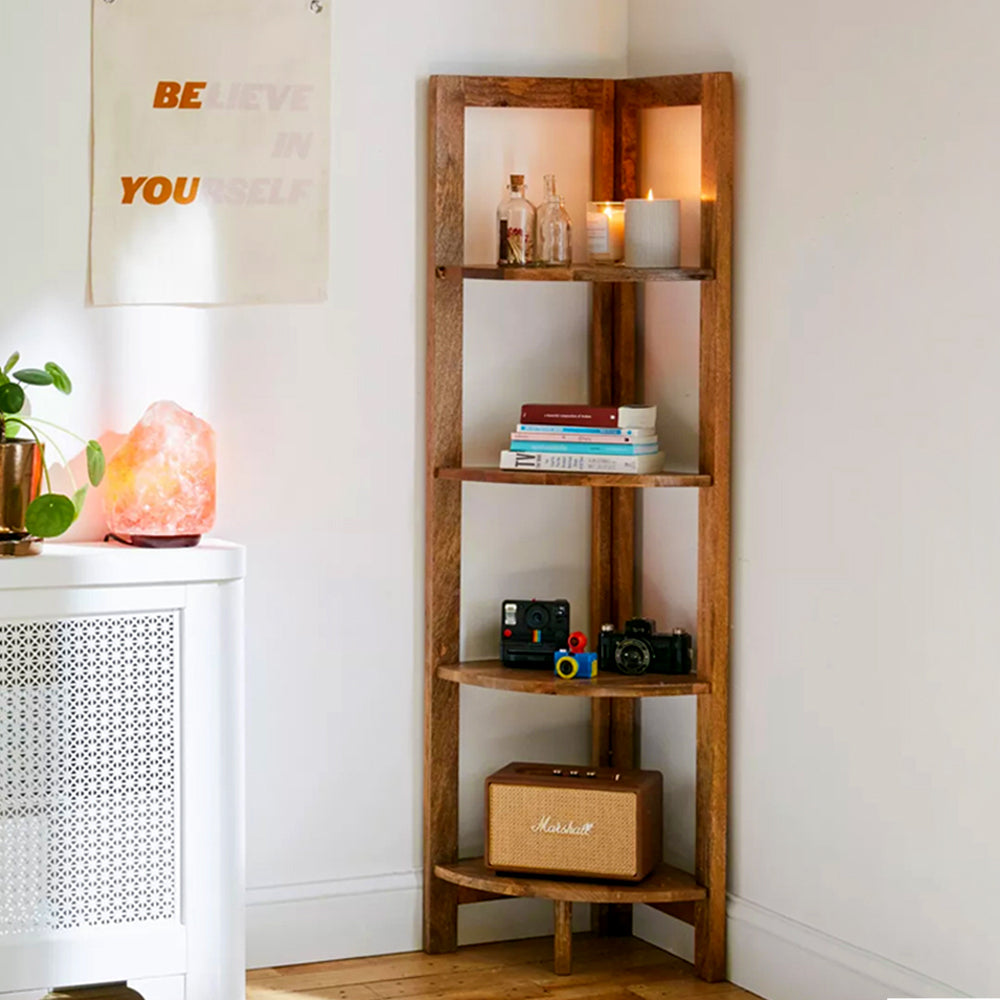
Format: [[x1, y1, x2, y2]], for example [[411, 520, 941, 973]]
[[586, 201, 625, 262], [624, 190, 680, 267]]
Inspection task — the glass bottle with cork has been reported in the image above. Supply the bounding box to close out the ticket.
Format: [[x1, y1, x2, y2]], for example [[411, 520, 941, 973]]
[[497, 174, 536, 265], [536, 174, 572, 265]]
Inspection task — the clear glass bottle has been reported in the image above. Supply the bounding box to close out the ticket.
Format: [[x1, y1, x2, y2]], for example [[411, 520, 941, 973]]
[[497, 174, 536, 265], [536, 174, 572, 265]]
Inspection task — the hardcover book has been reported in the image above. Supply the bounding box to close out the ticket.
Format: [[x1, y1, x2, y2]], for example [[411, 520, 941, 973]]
[[519, 404, 656, 429]]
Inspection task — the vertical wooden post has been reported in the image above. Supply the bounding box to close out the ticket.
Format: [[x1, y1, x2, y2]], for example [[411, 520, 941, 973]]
[[591, 79, 646, 940], [610, 90, 640, 794], [588, 81, 635, 937], [553, 901, 574, 974], [694, 71, 734, 983], [423, 75, 466, 954], [589, 81, 617, 666]]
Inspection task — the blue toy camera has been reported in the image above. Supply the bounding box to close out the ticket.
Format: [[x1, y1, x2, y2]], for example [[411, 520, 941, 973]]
[[553, 650, 598, 679]]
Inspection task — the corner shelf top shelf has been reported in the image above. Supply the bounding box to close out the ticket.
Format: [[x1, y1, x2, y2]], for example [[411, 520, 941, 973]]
[[434, 858, 706, 904], [436, 467, 711, 489], [447, 264, 714, 283], [438, 661, 708, 697]]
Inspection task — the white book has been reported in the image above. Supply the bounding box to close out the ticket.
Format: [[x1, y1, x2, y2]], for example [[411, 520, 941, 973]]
[[511, 430, 657, 445], [499, 449, 667, 475]]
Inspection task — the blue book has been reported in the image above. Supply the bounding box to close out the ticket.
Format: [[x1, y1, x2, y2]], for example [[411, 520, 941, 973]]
[[509, 440, 659, 456], [517, 423, 647, 436]]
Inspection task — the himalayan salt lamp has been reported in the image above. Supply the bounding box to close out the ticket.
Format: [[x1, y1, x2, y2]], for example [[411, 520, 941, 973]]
[[104, 401, 216, 548]]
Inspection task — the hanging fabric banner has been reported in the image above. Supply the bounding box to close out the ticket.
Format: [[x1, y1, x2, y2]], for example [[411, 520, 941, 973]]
[[91, 0, 330, 305]]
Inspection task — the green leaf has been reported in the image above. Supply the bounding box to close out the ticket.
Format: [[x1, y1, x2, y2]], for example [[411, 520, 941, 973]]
[[4, 418, 23, 438], [72, 485, 88, 519], [3, 352, 19, 375], [25, 493, 76, 538], [86, 440, 105, 486], [0, 382, 25, 414], [45, 362, 72, 395], [13, 368, 53, 386]]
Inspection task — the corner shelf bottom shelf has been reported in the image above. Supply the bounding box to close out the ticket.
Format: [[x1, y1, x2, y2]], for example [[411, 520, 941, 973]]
[[435, 858, 705, 904]]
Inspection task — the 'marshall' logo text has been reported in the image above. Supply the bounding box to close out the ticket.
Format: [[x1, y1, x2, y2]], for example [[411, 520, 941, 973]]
[[531, 816, 595, 836]]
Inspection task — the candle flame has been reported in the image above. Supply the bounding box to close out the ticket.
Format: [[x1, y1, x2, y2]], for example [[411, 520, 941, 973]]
[[604, 206, 613, 217], [647, 189, 654, 200]]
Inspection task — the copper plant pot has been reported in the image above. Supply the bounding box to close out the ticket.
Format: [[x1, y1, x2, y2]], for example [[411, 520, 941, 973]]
[[0, 438, 44, 538]]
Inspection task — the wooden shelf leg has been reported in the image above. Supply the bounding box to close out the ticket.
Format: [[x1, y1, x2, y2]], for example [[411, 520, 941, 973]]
[[553, 900, 573, 975], [423, 671, 460, 953], [424, 873, 458, 954], [424, 73, 465, 956], [693, 70, 734, 984]]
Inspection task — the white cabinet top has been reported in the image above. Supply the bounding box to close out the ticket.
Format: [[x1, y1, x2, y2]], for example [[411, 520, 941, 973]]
[[0, 539, 245, 590]]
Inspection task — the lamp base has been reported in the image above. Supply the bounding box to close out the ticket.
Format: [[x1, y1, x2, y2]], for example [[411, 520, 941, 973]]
[[104, 533, 202, 548]]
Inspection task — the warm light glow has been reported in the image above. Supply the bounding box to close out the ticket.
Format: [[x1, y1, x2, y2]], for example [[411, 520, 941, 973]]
[[604, 206, 613, 217], [104, 401, 216, 538], [647, 189, 654, 200]]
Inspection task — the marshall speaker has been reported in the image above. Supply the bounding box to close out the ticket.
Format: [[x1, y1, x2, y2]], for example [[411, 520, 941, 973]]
[[485, 762, 662, 882]]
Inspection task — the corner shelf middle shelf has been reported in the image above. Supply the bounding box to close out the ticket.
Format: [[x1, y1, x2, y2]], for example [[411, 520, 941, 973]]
[[439, 661, 709, 697], [447, 264, 715, 283], [436, 468, 711, 488]]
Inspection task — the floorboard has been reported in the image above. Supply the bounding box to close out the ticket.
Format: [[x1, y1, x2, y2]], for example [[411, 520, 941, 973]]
[[246, 936, 761, 1000]]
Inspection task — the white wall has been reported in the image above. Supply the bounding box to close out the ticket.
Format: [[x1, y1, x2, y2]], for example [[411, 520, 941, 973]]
[[0, 0, 627, 970], [629, 2, 1000, 997]]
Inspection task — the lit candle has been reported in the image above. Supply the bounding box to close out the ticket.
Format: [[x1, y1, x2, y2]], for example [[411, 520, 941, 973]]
[[586, 201, 625, 262], [624, 189, 680, 268]]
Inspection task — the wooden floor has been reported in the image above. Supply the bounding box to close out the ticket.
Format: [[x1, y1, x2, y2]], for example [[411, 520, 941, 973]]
[[247, 935, 761, 1000]]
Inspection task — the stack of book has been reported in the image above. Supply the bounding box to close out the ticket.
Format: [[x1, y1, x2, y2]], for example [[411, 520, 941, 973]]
[[499, 403, 665, 474]]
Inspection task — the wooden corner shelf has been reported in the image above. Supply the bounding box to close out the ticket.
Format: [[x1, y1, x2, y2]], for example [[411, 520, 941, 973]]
[[447, 264, 714, 283], [425, 71, 733, 981], [438, 661, 709, 697], [434, 858, 707, 905], [436, 467, 710, 489]]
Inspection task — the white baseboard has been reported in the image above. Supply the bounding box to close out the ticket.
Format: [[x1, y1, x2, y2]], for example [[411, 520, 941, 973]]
[[636, 895, 971, 1000], [634, 903, 694, 963], [726, 895, 970, 1000], [246, 869, 589, 969], [246, 870, 423, 969]]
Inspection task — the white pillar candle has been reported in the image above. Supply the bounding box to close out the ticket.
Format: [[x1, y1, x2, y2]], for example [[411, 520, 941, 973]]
[[624, 195, 680, 267], [586, 201, 625, 262]]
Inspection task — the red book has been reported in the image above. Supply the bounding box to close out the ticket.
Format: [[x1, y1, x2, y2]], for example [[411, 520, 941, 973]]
[[519, 403, 656, 430]]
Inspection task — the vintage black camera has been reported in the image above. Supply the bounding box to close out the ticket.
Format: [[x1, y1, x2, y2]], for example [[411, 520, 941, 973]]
[[598, 618, 693, 675], [500, 599, 570, 668]]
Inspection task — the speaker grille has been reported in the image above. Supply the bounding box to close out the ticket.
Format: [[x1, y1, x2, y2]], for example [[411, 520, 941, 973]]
[[0, 612, 179, 935], [488, 784, 637, 877]]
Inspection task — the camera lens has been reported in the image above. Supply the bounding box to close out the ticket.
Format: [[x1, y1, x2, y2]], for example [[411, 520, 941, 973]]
[[555, 655, 579, 679], [525, 603, 550, 629], [615, 638, 651, 675]]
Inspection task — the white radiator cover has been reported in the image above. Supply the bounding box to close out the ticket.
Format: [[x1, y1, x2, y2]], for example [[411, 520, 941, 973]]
[[0, 542, 245, 1000]]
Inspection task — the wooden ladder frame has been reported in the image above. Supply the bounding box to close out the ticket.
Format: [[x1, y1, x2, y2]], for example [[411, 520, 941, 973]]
[[424, 72, 733, 981]]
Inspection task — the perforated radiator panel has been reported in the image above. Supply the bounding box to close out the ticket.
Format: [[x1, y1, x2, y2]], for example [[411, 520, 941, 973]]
[[0, 612, 180, 935]]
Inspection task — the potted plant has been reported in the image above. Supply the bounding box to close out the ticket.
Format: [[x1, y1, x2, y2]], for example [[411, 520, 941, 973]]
[[0, 351, 105, 541]]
